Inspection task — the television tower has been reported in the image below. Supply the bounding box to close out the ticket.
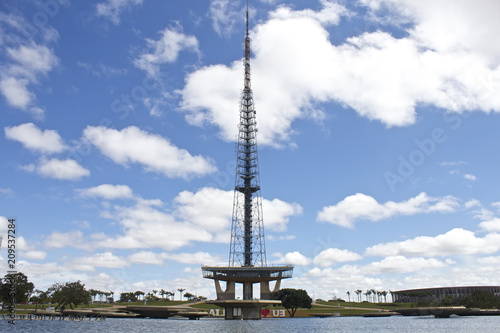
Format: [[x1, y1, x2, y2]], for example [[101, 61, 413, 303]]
[[228, 2, 266, 268], [202, 1, 293, 319]]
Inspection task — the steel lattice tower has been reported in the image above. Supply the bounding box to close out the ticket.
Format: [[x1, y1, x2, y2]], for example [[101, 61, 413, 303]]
[[202, 3, 292, 317], [228, 6, 266, 268]]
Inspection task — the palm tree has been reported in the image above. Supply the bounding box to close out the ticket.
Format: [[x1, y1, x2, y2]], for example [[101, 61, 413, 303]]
[[371, 289, 377, 302], [168, 291, 175, 301], [89, 289, 98, 303], [381, 290, 388, 303], [184, 292, 195, 301], [160, 289, 166, 300], [178, 288, 185, 301], [107, 291, 114, 303], [135, 290, 144, 301], [355, 289, 362, 302], [346, 291, 351, 303], [364, 290, 371, 302], [152, 289, 158, 300]]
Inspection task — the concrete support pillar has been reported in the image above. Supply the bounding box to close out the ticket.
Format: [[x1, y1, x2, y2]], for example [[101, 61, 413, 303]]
[[243, 282, 253, 300], [260, 278, 282, 299], [215, 279, 236, 300], [260, 281, 271, 300], [273, 278, 282, 293]]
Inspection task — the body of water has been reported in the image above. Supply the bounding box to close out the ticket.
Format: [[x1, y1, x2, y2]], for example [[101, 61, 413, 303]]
[[2, 315, 500, 332]]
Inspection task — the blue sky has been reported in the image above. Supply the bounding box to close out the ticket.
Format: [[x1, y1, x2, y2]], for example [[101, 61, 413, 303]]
[[2, 0, 500, 301]]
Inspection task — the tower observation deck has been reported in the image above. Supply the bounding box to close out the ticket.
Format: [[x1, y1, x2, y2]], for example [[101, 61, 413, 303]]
[[202, 1, 293, 320]]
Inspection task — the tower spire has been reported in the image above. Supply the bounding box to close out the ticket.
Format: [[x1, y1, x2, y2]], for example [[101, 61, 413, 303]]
[[246, 0, 249, 38], [229, 0, 266, 268], [244, 0, 251, 91]]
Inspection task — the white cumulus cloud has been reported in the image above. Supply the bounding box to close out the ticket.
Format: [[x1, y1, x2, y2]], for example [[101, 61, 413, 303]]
[[365, 256, 449, 274], [0, 216, 9, 233], [262, 198, 302, 232], [317, 192, 458, 228], [464, 174, 477, 181], [6, 43, 58, 78], [363, 0, 500, 61], [0, 76, 32, 109], [174, 187, 233, 241], [0, 42, 58, 116], [180, 0, 500, 146], [479, 218, 500, 233], [313, 248, 362, 267], [270, 0, 349, 26], [77, 184, 134, 200], [4, 123, 67, 154], [128, 251, 166, 265], [44, 230, 89, 249], [93, 187, 301, 251], [36, 158, 90, 180], [477, 256, 500, 266], [275, 251, 311, 266], [366, 228, 500, 257], [164, 252, 222, 265], [22, 250, 47, 261], [96, 198, 214, 251], [134, 27, 198, 77], [82, 126, 216, 179], [72, 252, 129, 271]]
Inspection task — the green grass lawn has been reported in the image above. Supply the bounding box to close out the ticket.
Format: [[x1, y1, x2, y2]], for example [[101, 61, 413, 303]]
[[3, 300, 192, 312], [6, 303, 115, 311], [189, 303, 220, 310], [317, 301, 412, 309], [113, 300, 191, 307]]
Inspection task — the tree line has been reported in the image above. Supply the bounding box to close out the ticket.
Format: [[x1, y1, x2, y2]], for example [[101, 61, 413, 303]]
[[0, 272, 90, 310], [345, 289, 390, 303], [118, 289, 205, 303], [0, 272, 204, 310]]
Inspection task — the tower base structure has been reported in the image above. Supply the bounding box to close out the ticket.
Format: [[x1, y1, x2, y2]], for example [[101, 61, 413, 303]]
[[202, 265, 293, 320], [205, 299, 281, 320]]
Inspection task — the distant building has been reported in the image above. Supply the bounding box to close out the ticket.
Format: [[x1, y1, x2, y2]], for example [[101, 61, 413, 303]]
[[392, 286, 500, 303]]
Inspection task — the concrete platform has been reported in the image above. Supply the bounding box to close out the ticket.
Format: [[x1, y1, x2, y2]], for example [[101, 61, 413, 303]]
[[125, 306, 209, 319]]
